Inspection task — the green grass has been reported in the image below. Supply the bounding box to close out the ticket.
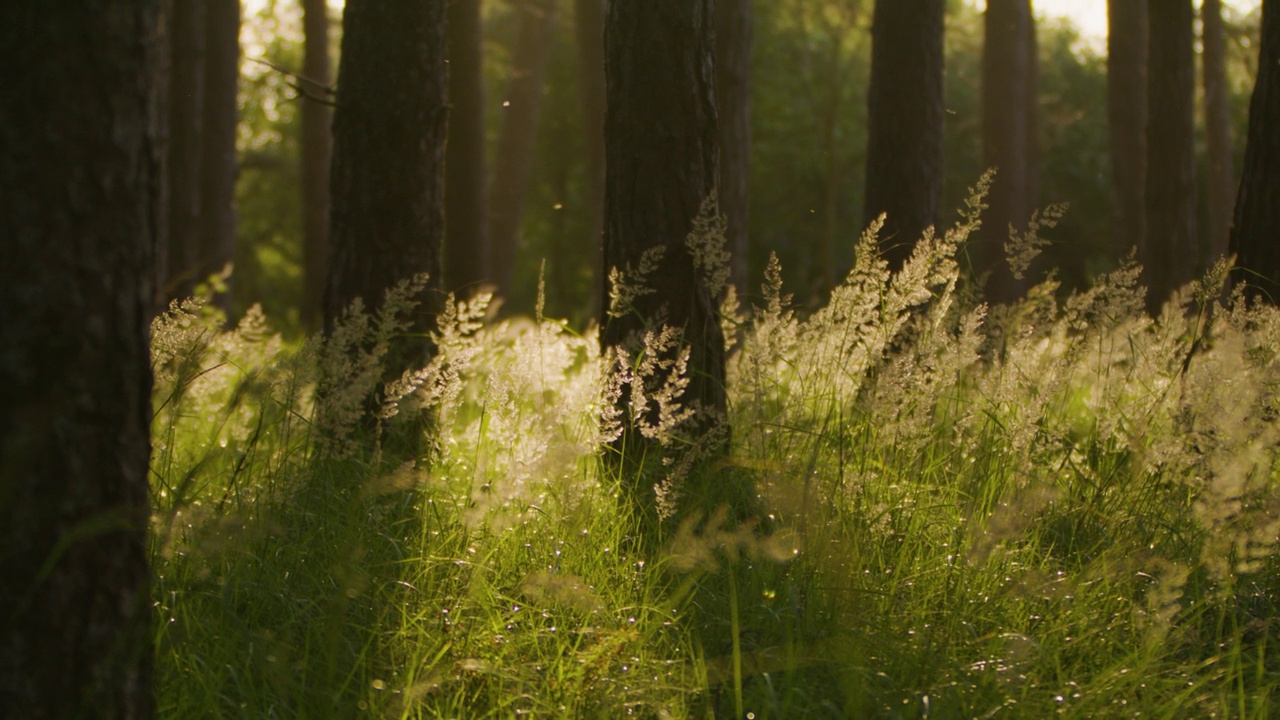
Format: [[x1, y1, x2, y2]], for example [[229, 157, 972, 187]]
[[151, 205, 1280, 717]]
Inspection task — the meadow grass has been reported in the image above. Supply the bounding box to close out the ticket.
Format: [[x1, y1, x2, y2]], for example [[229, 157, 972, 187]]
[[151, 192, 1280, 718]]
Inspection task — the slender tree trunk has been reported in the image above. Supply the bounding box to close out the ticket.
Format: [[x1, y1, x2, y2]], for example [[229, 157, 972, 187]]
[[1229, 0, 1280, 300], [980, 0, 1036, 303], [0, 2, 161, 717], [1108, 0, 1148, 256], [864, 0, 945, 272], [1145, 0, 1198, 312], [1203, 0, 1235, 265], [445, 0, 491, 297], [325, 2, 447, 372], [716, 0, 754, 294], [575, 0, 606, 317], [488, 0, 560, 299], [602, 0, 728, 513], [166, 0, 206, 299], [200, 0, 240, 307], [301, 0, 333, 329]]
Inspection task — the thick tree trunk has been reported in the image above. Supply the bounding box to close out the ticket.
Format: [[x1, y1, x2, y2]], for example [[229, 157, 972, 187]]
[[166, 0, 206, 299], [716, 0, 754, 294], [575, 0, 606, 316], [200, 0, 240, 307], [325, 2, 447, 371], [601, 0, 727, 507], [1229, 0, 1280, 299], [0, 2, 161, 717], [445, 0, 490, 297], [1203, 0, 1235, 265], [1108, 0, 1148, 255], [980, 0, 1036, 303], [1145, 0, 1198, 312], [301, 0, 333, 329], [488, 0, 560, 299], [864, 0, 945, 272]]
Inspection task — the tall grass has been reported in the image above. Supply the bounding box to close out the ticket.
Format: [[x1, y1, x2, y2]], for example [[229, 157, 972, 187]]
[[151, 186, 1280, 717]]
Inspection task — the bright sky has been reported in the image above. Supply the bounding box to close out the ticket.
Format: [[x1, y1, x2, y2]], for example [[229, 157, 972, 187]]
[[1032, 0, 1263, 50]]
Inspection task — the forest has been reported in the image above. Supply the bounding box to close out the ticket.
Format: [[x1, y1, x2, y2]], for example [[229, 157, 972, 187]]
[[3, 0, 1280, 717]]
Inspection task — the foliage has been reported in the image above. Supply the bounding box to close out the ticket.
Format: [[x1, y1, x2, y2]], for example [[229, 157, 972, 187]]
[[152, 185, 1280, 717]]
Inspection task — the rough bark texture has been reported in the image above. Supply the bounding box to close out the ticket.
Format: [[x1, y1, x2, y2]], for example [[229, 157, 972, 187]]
[[166, 0, 206, 299], [325, 1, 447, 370], [980, 0, 1036, 303], [715, 0, 754, 293], [1145, 0, 1198, 312], [488, 0, 560, 298], [575, 0, 607, 316], [445, 0, 490, 296], [1108, 0, 1148, 255], [864, 0, 945, 272], [301, 0, 333, 329], [601, 1, 727, 497], [1230, 0, 1280, 300], [200, 0, 240, 306], [1203, 0, 1235, 265], [0, 2, 161, 717]]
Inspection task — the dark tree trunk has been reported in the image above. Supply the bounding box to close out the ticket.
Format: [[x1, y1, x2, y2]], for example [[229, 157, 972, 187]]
[[325, 2, 447, 371], [1203, 0, 1235, 265], [445, 0, 490, 297], [1108, 0, 1148, 255], [980, 0, 1036, 303], [715, 0, 754, 293], [0, 2, 161, 717], [863, 0, 945, 272], [1145, 0, 1198, 312], [301, 0, 333, 329], [200, 0, 240, 307], [1229, 0, 1280, 299], [601, 0, 727, 506], [575, 0, 606, 316], [166, 0, 206, 299], [488, 0, 560, 299]]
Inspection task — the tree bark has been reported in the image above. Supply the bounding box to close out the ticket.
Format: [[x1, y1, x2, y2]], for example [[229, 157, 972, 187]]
[[1145, 0, 1198, 312], [575, 0, 606, 316], [864, 0, 946, 272], [488, 0, 560, 300], [166, 0, 206, 299], [1229, 0, 1280, 300], [325, 1, 447, 371], [716, 0, 754, 293], [200, 0, 240, 308], [980, 0, 1036, 303], [445, 0, 491, 297], [601, 0, 727, 506], [1108, 0, 1148, 256], [0, 2, 161, 717], [1203, 0, 1235, 265], [301, 0, 333, 329]]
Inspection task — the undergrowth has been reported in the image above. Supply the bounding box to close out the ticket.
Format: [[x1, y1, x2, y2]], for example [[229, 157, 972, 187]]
[[151, 181, 1280, 718]]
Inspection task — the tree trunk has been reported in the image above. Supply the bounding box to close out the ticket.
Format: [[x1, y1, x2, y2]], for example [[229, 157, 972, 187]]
[[325, 1, 447, 372], [166, 0, 206, 299], [574, 0, 606, 317], [1229, 0, 1280, 299], [1203, 0, 1235, 265], [200, 0, 240, 308], [0, 2, 161, 717], [488, 0, 560, 299], [301, 0, 333, 329], [1145, 0, 1198, 313], [1108, 0, 1148, 255], [716, 0, 754, 294], [863, 0, 945, 272], [445, 0, 490, 297], [601, 0, 728, 511]]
